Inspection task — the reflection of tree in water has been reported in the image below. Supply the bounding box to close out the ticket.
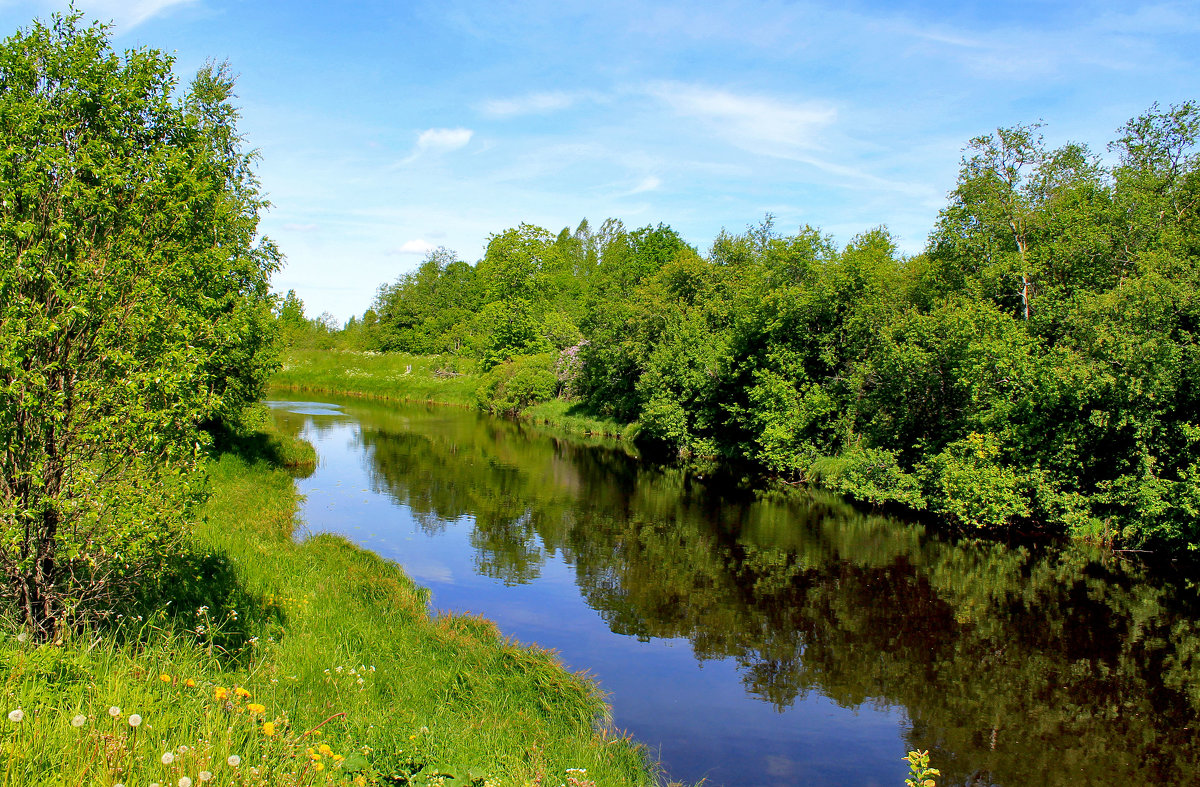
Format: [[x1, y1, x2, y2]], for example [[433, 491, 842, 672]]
[[295, 398, 1200, 786]]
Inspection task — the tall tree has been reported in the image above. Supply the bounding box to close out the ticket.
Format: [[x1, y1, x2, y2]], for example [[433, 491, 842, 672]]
[[0, 14, 280, 637]]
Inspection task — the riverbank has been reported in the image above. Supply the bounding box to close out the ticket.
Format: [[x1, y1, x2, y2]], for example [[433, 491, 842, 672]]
[[272, 349, 638, 441], [1, 407, 658, 786]]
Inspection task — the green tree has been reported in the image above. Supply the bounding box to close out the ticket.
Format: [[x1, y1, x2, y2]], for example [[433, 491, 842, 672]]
[[0, 14, 280, 637]]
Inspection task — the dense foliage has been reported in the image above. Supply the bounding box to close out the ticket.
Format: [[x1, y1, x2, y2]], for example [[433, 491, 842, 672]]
[[0, 15, 279, 637], [348, 102, 1200, 549]]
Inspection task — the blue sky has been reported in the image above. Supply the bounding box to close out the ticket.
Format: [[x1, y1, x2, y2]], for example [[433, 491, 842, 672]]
[[2, 1, 1197, 321]]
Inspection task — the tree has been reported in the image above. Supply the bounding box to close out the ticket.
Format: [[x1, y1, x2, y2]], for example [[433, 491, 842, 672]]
[[0, 14, 281, 637]]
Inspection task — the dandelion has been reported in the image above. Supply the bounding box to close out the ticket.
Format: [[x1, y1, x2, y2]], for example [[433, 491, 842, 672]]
[[318, 744, 332, 756], [234, 687, 251, 699], [162, 752, 175, 765], [247, 703, 265, 715], [184, 679, 196, 687], [179, 778, 192, 787], [214, 687, 228, 701], [159, 674, 172, 683], [198, 772, 212, 782], [313, 762, 325, 772], [16, 633, 28, 643], [128, 714, 142, 727], [7, 709, 23, 723], [72, 714, 87, 727], [226, 755, 241, 767], [262, 721, 275, 736], [108, 706, 121, 717]]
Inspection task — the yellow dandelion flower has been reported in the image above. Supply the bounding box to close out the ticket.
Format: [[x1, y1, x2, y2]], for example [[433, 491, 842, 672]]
[[159, 674, 171, 683], [318, 744, 332, 756], [247, 703, 266, 715], [313, 763, 324, 772], [184, 679, 196, 688], [262, 721, 275, 736], [214, 687, 228, 701], [234, 687, 251, 699]]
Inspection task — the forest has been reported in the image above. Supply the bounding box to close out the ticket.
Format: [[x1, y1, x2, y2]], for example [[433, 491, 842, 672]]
[[300, 105, 1200, 551]]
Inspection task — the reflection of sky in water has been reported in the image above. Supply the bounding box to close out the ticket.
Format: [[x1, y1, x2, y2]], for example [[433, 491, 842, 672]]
[[269, 398, 907, 787], [265, 400, 345, 417]]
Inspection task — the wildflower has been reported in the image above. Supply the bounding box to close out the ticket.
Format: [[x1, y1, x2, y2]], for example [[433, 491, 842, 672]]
[[198, 772, 212, 782], [162, 752, 175, 765], [197, 606, 209, 614], [179, 778, 193, 787], [247, 703, 266, 715], [318, 744, 332, 756], [108, 706, 121, 717], [313, 762, 325, 772], [214, 687, 228, 701], [185, 679, 196, 688], [16, 633, 28, 643], [234, 687, 251, 699], [160, 674, 172, 683], [7, 709, 23, 723], [72, 714, 87, 727], [227, 755, 241, 767], [262, 721, 275, 736]]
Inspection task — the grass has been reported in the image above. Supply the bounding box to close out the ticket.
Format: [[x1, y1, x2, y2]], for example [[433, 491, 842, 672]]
[[271, 350, 479, 408], [270, 350, 639, 443], [0, 409, 658, 786]]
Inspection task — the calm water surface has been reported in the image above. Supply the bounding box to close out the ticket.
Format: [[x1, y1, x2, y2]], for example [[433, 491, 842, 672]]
[[267, 395, 1200, 787]]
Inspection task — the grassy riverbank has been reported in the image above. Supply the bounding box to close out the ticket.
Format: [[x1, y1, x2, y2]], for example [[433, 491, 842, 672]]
[[1, 408, 657, 786], [272, 349, 637, 440]]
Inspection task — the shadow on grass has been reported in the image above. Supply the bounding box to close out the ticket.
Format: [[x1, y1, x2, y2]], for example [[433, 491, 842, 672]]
[[210, 428, 316, 478], [121, 545, 285, 665]]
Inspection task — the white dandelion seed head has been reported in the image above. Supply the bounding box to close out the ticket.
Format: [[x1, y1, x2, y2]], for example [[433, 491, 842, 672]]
[[108, 706, 121, 717], [16, 633, 28, 643], [161, 752, 175, 765], [226, 754, 241, 767], [72, 714, 86, 727], [198, 772, 213, 782], [7, 709, 24, 723], [179, 778, 192, 787], [128, 714, 142, 727]]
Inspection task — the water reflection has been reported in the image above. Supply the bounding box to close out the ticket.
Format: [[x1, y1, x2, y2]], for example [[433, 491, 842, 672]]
[[269, 396, 1200, 786]]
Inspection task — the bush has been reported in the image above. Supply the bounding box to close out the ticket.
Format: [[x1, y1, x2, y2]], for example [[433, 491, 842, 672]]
[[475, 354, 558, 415]]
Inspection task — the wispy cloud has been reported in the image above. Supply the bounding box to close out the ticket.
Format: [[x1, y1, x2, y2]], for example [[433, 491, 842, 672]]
[[647, 82, 836, 156], [78, 0, 199, 29], [480, 91, 577, 118], [622, 176, 661, 196], [397, 128, 473, 165], [283, 222, 319, 232]]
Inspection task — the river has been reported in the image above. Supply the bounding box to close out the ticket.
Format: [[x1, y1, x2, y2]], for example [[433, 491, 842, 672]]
[[267, 395, 1200, 787]]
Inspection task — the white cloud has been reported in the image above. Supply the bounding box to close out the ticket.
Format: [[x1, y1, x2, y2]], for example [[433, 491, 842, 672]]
[[415, 127, 473, 153], [480, 91, 576, 118], [623, 176, 661, 196], [389, 239, 436, 256], [396, 128, 473, 166], [647, 82, 836, 156], [78, 0, 198, 28]]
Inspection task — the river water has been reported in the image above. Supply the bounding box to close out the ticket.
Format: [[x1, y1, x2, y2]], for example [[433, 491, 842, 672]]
[[267, 395, 1200, 787]]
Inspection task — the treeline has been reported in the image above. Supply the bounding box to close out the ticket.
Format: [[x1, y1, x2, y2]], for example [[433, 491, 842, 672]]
[[312, 103, 1200, 549]]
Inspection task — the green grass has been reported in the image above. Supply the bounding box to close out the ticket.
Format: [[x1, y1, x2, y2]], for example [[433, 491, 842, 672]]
[[272, 350, 479, 407], [271, 350, 639, 443], [0, 412, 658, 786]]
